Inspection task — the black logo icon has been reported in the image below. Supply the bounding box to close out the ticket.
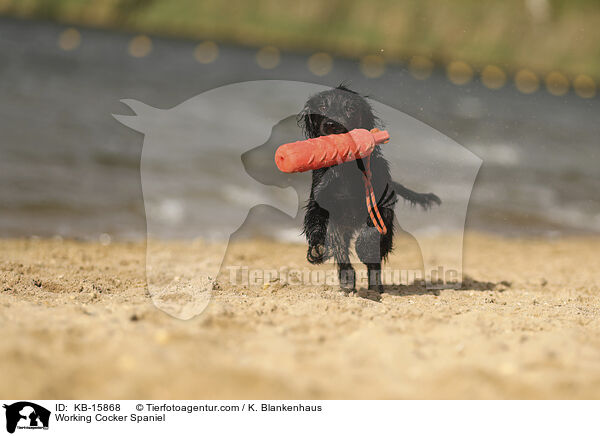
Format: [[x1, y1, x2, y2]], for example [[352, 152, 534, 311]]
[[3, 402, 50, 434]]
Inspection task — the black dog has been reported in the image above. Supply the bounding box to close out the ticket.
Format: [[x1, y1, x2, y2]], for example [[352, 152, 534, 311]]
[[298, 85, 440, 292]]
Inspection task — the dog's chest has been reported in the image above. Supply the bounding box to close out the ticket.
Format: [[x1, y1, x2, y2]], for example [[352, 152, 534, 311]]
[[327, 175, 369, 223]]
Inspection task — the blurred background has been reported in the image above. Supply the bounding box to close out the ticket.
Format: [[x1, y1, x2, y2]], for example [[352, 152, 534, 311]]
[[1, 0, 599, 241]]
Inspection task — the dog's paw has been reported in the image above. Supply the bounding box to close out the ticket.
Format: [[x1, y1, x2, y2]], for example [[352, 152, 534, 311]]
[[339, 267, 356, 291], [307, 244, 327, 264], [368, 283, 384, 294]]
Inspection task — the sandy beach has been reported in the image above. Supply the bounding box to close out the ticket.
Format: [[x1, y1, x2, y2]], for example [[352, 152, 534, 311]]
[[1, 232, 600, 399]]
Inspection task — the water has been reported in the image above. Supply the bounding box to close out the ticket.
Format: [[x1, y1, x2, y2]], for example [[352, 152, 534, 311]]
[[1, 18, 599, 241]]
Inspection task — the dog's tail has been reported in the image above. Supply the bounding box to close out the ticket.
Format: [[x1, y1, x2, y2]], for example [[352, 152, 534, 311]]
[[390, 181, 441, 210]]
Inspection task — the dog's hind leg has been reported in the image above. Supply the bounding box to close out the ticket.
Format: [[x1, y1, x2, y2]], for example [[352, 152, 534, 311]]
[[355, 207, 395, 292]]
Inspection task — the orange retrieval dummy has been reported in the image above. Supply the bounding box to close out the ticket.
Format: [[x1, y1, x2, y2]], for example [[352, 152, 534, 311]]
[[274, 128, 390, 173], [275, 128, 391, 234]]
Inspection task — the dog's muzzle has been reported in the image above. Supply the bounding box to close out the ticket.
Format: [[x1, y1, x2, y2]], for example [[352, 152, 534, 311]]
[[320, 118, 347, 136]]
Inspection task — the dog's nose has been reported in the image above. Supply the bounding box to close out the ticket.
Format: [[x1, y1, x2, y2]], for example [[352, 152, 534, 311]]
[[321, 119, 347, 136]]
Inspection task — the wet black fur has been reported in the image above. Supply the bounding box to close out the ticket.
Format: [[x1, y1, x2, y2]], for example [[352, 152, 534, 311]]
[[298, 85, 441, 292]]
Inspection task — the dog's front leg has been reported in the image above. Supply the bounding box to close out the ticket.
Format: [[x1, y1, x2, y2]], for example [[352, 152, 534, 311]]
[[355, 206, 395, 292], [304, 168, 339, 264], [304, 198, 330, 264]]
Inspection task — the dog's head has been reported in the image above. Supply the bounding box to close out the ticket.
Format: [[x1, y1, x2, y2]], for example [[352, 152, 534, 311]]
[[298, 84, 379, 139]]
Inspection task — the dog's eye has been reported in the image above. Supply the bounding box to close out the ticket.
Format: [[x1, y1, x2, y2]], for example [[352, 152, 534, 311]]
[[318, 104, 327, 113]]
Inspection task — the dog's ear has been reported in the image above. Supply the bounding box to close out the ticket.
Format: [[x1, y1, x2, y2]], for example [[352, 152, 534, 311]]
[[360, 108, 376, 130], [357, 97, 379, 130], [296, 104, 308, 135], [297, 104, 317, 138]]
